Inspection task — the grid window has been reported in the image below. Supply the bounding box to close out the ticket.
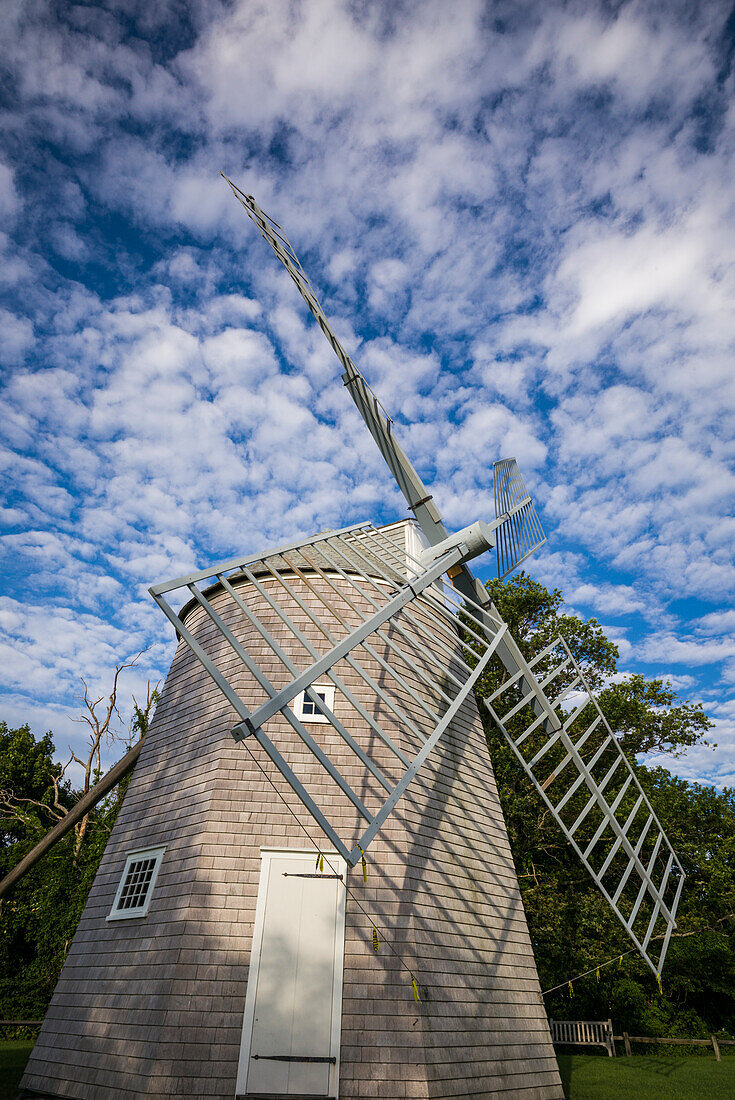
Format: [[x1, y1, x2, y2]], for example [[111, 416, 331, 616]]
[[293, 683, 335, 723], [107, 846, 165, 921]]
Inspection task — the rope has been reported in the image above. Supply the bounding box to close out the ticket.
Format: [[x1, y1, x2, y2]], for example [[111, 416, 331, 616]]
[[542, 911, 735, 996], [542, 947, 638, 995]]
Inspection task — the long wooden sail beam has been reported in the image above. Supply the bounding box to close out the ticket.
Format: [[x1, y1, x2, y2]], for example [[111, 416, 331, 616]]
[[221, 175, 541, 701]]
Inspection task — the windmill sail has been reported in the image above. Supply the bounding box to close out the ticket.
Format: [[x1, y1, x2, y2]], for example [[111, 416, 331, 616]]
[[223, 178, 685, 978], [482, 633, 685, 977], [151, 522, 507, 868], [221, 175, 452, 549], [151, 520, 683, 978], [493, 457, 547, 579]]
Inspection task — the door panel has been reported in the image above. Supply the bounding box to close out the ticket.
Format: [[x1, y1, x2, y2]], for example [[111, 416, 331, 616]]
[[236, 850, 347, 1098]]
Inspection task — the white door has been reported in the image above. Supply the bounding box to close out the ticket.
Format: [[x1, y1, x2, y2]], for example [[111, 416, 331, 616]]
[[236, 849, 347, 1099]]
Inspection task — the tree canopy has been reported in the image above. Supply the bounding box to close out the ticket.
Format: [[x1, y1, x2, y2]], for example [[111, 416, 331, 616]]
[[0, 722, 109, 1019], [0, 677, 158, 1021]]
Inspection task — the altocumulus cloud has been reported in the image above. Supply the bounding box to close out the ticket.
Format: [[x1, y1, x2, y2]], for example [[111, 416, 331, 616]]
[[0, 0, 734, 785]]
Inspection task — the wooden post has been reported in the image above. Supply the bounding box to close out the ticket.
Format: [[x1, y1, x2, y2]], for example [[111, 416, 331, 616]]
[[712, 1035, 721, 1062], [623, 1032, 632, 1057], [607, 1020, 615, 1057]]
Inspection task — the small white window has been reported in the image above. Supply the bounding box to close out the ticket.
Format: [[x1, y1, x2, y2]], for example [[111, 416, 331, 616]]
[[293, 683, 335, 723], [107, 846, 165, 921]]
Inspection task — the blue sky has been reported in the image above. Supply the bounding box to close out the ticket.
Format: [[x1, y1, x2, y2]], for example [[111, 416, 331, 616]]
[[1, 0, 734, 788]]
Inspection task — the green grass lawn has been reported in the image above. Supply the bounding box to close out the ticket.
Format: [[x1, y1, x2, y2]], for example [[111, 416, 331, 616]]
[[0, 1041, 34, 1100], [2, 1044, 735, 1099], [558, 1053, 735, 1099]]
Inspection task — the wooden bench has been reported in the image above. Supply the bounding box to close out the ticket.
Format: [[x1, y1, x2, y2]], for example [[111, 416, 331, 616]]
[[550, 1018, 615, 1057]]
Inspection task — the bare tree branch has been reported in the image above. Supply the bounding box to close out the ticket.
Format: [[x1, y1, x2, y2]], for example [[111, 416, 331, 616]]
[[2, 651, 153, 865]]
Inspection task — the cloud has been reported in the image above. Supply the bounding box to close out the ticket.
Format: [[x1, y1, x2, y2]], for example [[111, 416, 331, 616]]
[[695, 609, 735, 635], [636, 633, 735, 667], [0, 309, 34, 361], [546, 6, 715, 109], [566, 580, 647, 617], [0, 163, 20, 218], [554, 222, 711, 339], [0, 0, 733, 795], [660, 673, 698, 693]]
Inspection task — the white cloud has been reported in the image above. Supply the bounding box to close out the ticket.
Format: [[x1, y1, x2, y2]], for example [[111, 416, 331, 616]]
[[637, 633, 735, 667], [555, 222, 710, 339], [0, 163, 20, 218], [0, 308, 34, 361], [0, 0, 733, 796], [695, 609, 735, 635], [547, 7, 715, 109], [566, 580, 647, 617]]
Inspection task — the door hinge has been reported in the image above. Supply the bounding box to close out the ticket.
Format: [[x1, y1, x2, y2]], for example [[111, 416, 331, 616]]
[[251, 1054, 336, 1064], [282, 872, 343, 880]]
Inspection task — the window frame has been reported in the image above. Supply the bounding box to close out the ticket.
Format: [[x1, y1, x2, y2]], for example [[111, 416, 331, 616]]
[[292, 682, 336, 724], [107, 845, 166, 921]]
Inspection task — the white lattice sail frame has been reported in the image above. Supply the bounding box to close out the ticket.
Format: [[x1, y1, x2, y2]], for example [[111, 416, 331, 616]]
[[151, 523, 506, 866], [151, 522, 683, 977], [482, 633, 685, 977]]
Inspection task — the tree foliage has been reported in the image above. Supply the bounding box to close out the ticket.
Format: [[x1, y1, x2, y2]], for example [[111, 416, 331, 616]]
[[0, 723, 104, 1018], [0, 676, 158, 1021], [0, 724, 75, 843], [597, 675, 713, 757], [484, 572, 618, 688], [480, 572, 733, 1038]]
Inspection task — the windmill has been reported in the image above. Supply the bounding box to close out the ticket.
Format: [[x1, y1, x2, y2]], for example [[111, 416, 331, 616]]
[[19, 181, 684, 1100]]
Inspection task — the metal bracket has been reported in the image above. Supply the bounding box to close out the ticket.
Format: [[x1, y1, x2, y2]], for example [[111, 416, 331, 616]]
[[408, 494, 434, 512], [282, 873, 344, 880]]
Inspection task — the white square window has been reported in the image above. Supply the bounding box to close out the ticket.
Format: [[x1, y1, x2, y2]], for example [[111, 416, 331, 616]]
[[293, 683, 335, 723], [107, 846, 165, 921]]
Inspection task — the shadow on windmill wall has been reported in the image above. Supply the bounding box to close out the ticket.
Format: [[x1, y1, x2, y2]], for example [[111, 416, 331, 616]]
[[403, 722, 560, 1093], [344, 611, 563, 1099], [19, 634, 255, 1099]]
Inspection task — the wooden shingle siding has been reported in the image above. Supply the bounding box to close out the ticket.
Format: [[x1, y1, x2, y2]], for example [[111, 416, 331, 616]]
[[21, 521, 563, 1099]]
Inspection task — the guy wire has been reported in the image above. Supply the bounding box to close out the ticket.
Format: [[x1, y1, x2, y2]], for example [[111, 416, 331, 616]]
[[239, 738, 423, 996]]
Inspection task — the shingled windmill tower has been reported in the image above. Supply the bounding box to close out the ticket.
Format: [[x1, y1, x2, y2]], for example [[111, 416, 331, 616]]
[[21, 183, 684, 1100]]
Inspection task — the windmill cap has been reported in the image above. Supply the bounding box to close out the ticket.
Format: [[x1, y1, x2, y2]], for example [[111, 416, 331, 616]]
[[417, 520, 495, 570], [458, 520, 496, 560]]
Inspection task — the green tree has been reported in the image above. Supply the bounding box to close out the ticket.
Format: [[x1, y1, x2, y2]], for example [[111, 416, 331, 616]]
[[484, 572, 618, 687], [0, 723, 75, 844], [478, 572, 733, 1038], [0, 724, 84, 1017], [598, 675, 713, 757], [0, 677, 159, 1020]]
